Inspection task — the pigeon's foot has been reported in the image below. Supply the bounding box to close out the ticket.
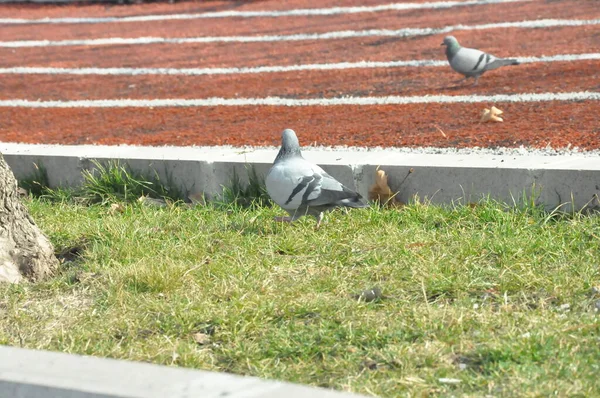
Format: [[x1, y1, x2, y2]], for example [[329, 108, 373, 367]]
[[447, 77, 468, 88], [274, 216, 293, 223]]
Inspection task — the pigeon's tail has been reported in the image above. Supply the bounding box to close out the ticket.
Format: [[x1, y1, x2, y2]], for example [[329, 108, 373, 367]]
[[338, 194, 369, 209], [486, 58, 520, 71], [503, 58, 520, 66]]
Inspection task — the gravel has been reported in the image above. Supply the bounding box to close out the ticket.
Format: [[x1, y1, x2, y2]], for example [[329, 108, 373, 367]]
[[186, 144, 600, 157]]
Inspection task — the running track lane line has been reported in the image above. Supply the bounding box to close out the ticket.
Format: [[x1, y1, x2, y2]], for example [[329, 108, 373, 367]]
[[0, 18, 598, 48], [1, 92, 598, 108], [0, 53, 597, 76], [0, 0, 531, 24]]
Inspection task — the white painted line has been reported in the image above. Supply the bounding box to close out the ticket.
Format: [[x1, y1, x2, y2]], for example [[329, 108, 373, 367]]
[[0, 0, 529, 24], [0, 92, 598, 108], [0, 53, 597, 76], [516, 53, 600, 64], [1, 18, 598, 48]]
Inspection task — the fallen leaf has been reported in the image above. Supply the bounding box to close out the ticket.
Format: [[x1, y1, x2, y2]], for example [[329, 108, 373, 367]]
[[480, 106, 504, 123], [368, 168, 404, 208], [490, 106, 503, 115], [188, 191, 207, 206], [108, 203, 125, 215]]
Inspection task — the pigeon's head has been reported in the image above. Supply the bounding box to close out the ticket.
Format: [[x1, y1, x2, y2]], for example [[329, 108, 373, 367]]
[[442, 36, 460, 56], [441, 36, 459, 47], [275, 129, 302, 162], [281, 129, 300, 151]]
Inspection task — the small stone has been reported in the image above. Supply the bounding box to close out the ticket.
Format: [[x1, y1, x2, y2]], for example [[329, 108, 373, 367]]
[[559, 303, 571, 311], [590, 286, 600, 297], [138, 196, 167, 207], [352, 287, 384, 302], [17, 187, 28, 197], [472, 303, 479, 309], [594, 300, 600, 311], [520, 332, 531, 339], [192, 332, 211, 345], [458, 363, 468, 371], [362, 359, 378, 370]]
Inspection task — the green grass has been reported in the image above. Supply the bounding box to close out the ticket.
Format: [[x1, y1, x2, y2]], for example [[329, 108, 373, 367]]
[[20, 159, 185, 204], [81, 160, 185, 204], [221, 165, 272, 208], [18, 162, 51, 197], [1, 198, 599, 397]]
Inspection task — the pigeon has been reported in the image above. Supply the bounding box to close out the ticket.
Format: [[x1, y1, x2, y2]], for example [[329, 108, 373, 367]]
[[265, 129, 368, 228], [441, 35, 519, 85]]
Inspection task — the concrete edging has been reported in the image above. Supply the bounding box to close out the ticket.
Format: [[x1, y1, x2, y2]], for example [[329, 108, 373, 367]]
[[0, 345, 366, 398], [1, 143, 599, 212]]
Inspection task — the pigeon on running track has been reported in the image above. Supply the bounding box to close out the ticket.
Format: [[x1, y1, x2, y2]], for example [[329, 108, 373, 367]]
[[266, 129, 368, 229], [441, 35, 520, 85]]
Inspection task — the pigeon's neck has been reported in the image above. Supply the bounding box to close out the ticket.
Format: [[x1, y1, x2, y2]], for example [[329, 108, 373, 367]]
[[445, 43, 461, 61], [274, 147, 302, 164]]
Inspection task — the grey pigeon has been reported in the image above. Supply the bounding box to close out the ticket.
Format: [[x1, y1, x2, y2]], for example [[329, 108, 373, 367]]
[[265, 129, 368, 228], [441, 35, 519, 85]]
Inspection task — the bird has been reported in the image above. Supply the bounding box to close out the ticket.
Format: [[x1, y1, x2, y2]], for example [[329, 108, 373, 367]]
[[265, 129, 368, 229], [441, 35, 520, 85]]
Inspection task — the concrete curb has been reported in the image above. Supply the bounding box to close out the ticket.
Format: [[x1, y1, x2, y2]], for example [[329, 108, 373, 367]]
[[1, 143, 599, 212], [0, 345, 367, 398]]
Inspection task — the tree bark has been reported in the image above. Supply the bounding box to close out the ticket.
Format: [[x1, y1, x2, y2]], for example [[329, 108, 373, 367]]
[[0, 154, 58, 283]]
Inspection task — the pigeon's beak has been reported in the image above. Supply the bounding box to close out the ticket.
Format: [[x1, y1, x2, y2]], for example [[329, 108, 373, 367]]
[[440, 42, 445, 46]]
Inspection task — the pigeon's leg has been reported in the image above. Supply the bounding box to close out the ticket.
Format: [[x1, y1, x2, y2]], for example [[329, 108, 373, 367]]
[[314, 213, 324, 230], [472, 75, 480, 86]]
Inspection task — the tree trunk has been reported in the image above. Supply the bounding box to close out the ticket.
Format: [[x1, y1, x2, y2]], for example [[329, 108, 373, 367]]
[[0, 154, 58, 283]]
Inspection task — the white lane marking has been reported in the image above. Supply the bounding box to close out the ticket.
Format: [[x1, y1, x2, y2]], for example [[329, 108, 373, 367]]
[[0, 0, 530, 24], [0, 53, 597, 76], [0, 18, 598, 48], [0, 92, 598, 108]]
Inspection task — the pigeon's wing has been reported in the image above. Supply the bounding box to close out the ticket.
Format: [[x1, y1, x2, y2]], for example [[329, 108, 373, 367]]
[[266, 159, 358, 211], [450, 47, 498, 76], [304, 166, 360, 207], [266, 157, 321, 210]]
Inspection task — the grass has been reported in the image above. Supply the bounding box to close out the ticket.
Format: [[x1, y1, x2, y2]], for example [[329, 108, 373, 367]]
[[1, 196, 599, 397], [18, 162, 51, 197], [81, 160, 185, 204], [20, 160, 185, 204], [221, 165, 272, 208]]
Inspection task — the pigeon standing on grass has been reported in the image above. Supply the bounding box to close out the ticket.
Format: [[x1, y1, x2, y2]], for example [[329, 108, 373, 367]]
[[266, 129, 368, 229], [441, 35, 520, 85]]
